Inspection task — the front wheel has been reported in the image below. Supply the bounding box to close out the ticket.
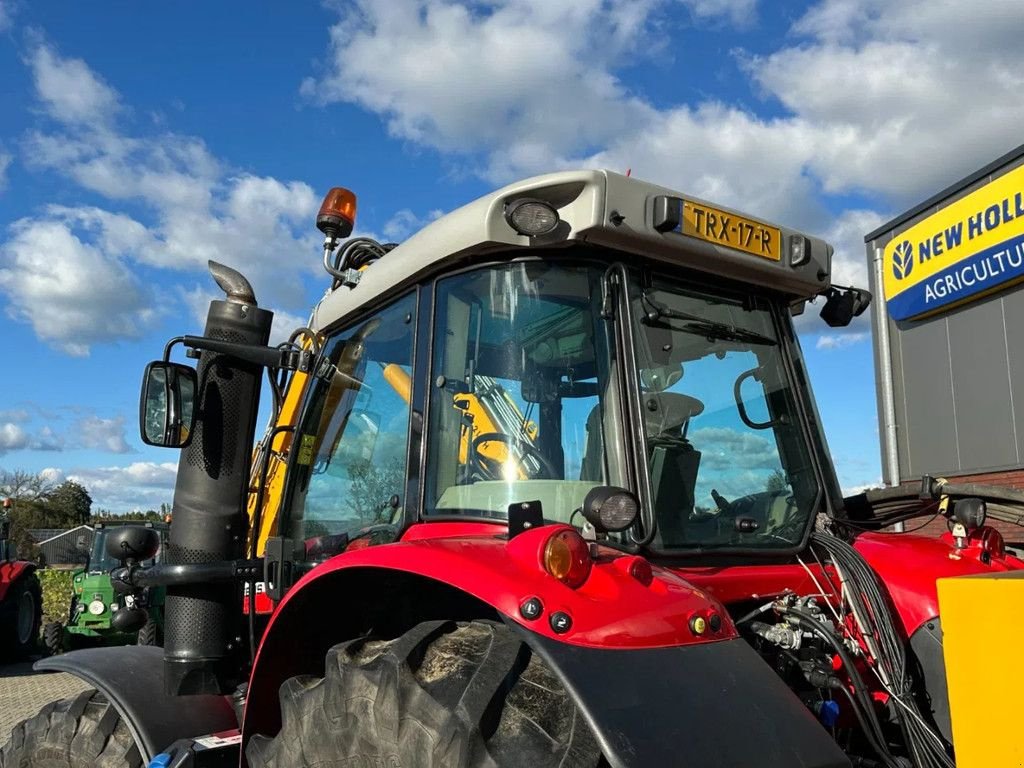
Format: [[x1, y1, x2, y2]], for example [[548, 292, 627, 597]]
[[246, 619, 603, 768], [0, 573, 42, 658], [0, 690, 142, 768], [43, 621, 64, 656], [136, 619, 159, 647]]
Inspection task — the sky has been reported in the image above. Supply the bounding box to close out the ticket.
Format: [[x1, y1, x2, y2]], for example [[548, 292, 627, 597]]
[[1, 0, 1022, 513]]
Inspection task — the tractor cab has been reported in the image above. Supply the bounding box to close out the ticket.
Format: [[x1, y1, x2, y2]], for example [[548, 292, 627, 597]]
[[274, 171, 859, 569]]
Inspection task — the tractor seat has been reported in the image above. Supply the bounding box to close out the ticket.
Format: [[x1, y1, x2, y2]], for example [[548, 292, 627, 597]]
[[580, 392, 705, 481], [641, 392, 704, 441]]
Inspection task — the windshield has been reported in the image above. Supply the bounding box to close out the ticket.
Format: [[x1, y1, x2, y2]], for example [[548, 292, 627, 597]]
[[425, 262, 628, 525], [631, 278, 819, 550], [90, 532, 120, 572]]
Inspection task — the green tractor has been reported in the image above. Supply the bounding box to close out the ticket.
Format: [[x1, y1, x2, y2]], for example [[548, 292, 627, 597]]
[[43, 521, 168, 654]]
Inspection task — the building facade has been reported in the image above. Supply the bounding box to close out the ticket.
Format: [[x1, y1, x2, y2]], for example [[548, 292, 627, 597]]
[[865, 144, 1024, 528]]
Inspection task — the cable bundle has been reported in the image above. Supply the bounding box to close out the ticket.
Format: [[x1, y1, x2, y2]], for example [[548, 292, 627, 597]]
[[810, 532, 955, 768]]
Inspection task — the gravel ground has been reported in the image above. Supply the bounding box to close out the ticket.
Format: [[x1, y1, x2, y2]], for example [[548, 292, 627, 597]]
[[0, 659, 91, 743]]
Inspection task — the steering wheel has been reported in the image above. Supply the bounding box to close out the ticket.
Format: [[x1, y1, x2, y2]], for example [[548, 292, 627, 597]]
[[470, 432, 560, 480]]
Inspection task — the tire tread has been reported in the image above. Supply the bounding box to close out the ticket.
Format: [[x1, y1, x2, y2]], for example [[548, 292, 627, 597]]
[[0, 691, 141, 768], [246, 619, 602, 768]]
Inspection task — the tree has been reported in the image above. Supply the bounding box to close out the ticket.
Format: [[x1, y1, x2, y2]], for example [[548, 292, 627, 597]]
[[44, 480, 93, 526], [1, 470, 57, 563], [96, 509, 164, 523], [0, 469, 55, 511], [764, 469, 788, 493], [345, 458, 405, 524]]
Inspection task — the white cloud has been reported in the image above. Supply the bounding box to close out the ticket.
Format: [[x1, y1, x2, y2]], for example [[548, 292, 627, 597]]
[[382, 208, 445, 241], [815, 331, 868, 350], [691, 426, 781, 471], [681, 0, 757, 25], [28, 44, 121, 126], [303, 0, 660, 179], [842, 478, 882, 496], [67, 461, 177, 512], [0, 423, 28, 454], [76, 416, 132, 454], [39, 467, 65, 485], [3, 43, 325, 356], [270, 308, 314, 348], [0, 422, 62, 454], [308, 0, 1024, 228], [746, 0, 1024, 203], [0, 152, 11, 192], [32, 426, 64, 451], [0, 216, 157, 356]]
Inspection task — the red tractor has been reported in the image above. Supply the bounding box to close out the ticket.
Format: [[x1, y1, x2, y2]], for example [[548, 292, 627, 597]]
[[0, 497, 43, 659], [3, 171, 1021, 767]]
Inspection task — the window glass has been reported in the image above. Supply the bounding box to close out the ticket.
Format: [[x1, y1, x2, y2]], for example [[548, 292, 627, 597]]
[[632, 282, 817, 549], [285, 294, 415, 541], [425, 263, 627, 524]]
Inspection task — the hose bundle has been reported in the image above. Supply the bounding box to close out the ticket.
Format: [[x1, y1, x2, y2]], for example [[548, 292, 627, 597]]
[[810, 532, 955, 768], [843, 479, 1024, 535]]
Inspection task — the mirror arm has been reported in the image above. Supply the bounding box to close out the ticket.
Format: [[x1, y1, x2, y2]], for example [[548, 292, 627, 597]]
[[112, 558, 263, 590], [180, 335, 318, 373]]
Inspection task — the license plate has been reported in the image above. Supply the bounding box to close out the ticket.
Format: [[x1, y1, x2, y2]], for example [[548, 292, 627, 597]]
[[682, 200, 781, 261]]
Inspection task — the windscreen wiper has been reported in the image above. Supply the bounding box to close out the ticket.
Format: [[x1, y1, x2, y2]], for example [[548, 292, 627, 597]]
[[640, 292, 777, 346]]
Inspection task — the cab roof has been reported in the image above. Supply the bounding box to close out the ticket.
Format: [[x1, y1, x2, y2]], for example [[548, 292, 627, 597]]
[[312, 169, 833, 331]]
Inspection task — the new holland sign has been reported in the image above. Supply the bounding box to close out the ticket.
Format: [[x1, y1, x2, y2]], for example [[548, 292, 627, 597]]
[[883, 164, 1024, 321]]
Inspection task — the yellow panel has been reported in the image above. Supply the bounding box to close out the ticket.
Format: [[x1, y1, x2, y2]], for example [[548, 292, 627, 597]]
[[937, 572, 1024, 768]]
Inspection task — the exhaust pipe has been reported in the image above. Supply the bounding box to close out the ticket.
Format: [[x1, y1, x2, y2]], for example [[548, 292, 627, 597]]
[[163, 261, 273, 695]]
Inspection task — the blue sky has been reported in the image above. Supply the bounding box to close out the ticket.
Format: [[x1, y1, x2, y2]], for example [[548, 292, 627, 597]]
[[0, 0, 1021, 512]]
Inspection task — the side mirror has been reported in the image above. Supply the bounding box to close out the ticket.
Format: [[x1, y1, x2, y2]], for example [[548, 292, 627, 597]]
[[111, 605, 148, 633], [140, 361, 197, 447], [106, 526, 161, 563], [819, 286, 872, 328]]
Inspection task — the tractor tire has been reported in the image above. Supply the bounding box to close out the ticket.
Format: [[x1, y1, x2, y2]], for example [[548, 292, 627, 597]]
[[246, 619, 603, 768], [0, 689, 142, 768], [136, 620, 158, 647], [43, 621, 64, 656], [0, 572, 42, 658]]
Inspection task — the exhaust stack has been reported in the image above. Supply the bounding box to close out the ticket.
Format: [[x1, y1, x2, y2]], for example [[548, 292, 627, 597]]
[[163, 261, 273, 695]]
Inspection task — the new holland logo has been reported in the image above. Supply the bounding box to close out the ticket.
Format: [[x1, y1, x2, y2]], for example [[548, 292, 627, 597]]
[[892, 240, 914, 281]]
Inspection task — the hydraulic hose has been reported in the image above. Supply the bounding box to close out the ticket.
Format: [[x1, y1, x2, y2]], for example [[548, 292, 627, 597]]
[[781, 608, 895, 765]]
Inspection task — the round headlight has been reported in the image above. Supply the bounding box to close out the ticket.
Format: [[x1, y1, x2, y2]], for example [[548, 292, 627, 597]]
[[506, 199, 559, 236], [582, 486, 640, 532], [88, 600, 106, 616], [953, 497, 986, 531]]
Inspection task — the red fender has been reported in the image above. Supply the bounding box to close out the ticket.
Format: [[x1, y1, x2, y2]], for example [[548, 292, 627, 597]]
[[243, 522, 733, 746], [0, 560, 36, 603], [854, 529, 1024, 636], [258, 522, 733, 653]]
